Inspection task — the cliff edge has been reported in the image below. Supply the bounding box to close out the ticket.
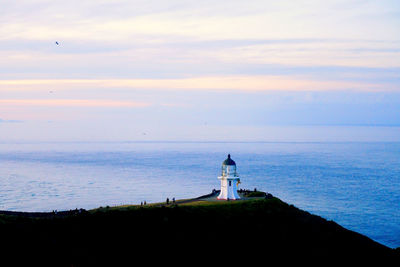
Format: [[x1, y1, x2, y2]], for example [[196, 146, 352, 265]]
[[0, 196, 398, 266]]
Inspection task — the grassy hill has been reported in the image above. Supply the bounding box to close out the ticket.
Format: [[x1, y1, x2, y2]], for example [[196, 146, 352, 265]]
[[0, 196, 398, 266]]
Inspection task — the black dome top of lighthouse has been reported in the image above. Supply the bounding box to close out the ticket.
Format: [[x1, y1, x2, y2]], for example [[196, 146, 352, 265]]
[[222, 154, 236, 166]]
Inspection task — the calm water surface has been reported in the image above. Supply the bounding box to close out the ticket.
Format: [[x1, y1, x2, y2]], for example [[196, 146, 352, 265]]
[[0, 142, 399, 248]]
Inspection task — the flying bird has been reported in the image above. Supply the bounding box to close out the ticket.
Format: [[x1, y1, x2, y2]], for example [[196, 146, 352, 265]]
[[55, 41, 59, 45]]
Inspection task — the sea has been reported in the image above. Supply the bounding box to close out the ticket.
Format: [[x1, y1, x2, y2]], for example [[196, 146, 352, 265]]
[[0, 141, 399, 248]]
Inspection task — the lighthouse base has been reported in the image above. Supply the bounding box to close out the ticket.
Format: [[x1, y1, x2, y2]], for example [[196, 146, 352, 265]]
[[217, 195, 240, 200], [217, 177, 240, 200]]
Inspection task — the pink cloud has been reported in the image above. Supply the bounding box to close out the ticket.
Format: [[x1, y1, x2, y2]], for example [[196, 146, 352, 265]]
[[0, 99, 150, 108]]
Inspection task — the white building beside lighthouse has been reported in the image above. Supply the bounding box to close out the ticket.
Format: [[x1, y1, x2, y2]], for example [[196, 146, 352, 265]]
[[217, 154, 240, 200]]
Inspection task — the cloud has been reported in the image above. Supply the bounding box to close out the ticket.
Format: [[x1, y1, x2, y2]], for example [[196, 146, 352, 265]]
[[0, 76, 397, 93], [0, 118, 23, 123], [0, 99, 150, 108], [0, 1, 399, 82], [1, 1, 399, 42]]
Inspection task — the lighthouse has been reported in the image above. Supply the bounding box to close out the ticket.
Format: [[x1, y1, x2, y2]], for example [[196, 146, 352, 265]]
[[217, 154, 240, 200]]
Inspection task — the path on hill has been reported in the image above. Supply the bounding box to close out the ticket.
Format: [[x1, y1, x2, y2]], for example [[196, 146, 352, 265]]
[[0, 190, 267, 217]]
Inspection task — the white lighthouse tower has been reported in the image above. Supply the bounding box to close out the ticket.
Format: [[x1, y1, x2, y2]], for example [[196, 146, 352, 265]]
[[217, 154, 240, 200]]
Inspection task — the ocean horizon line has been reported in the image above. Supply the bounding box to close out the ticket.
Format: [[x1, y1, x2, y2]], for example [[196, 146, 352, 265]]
[[1, 140, 400, 145]]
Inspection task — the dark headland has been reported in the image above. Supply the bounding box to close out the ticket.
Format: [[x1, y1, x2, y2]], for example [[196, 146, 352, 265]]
[[0, 191, 398, 266]]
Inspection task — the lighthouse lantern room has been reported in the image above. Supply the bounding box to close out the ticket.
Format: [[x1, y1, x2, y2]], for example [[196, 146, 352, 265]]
[[217, 154, 240, 200]]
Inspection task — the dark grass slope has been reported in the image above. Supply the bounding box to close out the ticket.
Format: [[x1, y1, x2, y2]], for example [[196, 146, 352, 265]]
[[0, 197, 398, 266]]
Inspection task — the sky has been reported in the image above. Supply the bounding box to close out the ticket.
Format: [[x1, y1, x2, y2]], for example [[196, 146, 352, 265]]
[[1, 0, 400, 142]]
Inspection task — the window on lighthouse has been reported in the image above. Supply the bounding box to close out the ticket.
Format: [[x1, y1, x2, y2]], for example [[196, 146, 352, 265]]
[[229, 181, 231, 186]]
